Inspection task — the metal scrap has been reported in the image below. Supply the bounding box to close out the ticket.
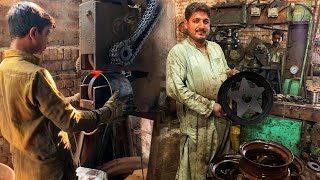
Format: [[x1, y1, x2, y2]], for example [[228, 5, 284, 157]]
[[274, 94, 310, 104]]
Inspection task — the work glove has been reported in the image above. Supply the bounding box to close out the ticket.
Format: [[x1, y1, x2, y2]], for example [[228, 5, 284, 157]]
[[99, 90, 128, 123]]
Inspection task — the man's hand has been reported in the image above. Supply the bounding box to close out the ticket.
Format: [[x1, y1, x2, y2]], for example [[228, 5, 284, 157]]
[[212, 103, 226, 118], [228, 69, 240, 76], [102, 90, 127, 120]]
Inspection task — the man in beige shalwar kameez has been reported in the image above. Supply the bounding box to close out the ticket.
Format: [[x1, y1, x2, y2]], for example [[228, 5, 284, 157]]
[[166, 2, 239, 180]]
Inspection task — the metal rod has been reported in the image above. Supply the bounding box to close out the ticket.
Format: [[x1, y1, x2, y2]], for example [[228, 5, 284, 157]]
[[299, 0, 319, 96], [74, 132, 85, 167]]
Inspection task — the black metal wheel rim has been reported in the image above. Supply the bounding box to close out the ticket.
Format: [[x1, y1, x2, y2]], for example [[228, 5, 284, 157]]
[[218, 71, 273, 125]]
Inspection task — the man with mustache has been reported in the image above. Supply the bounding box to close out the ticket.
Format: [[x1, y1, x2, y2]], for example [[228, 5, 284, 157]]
[[166, 2, 238, 179]]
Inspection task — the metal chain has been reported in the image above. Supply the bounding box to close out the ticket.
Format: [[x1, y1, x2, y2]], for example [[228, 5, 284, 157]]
[[109, 0, 161, 66], [131, 7, 162, 61]]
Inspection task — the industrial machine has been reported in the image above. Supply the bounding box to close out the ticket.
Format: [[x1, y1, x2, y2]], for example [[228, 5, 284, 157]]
[[207, 0, 315, 95], [75, 0, 162, 173], [210, 2, 320, 179]]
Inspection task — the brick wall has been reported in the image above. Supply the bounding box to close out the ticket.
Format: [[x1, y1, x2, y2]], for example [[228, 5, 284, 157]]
[[40, 46, 81, 97], [0, 46, 81, 95], [0, 0, 81, 168], [0, 134, 11, 167], [238, 26, 288, 48], [0, 0, 80, 47]]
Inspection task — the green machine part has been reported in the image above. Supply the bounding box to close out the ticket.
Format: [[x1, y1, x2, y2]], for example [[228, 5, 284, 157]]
[[287, 1, 312, 22], [240, 116, 302, 155], [282, 79, 300, 96]]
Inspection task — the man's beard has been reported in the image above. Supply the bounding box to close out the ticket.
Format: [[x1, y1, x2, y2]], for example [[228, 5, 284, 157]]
[[195, 37, 207, 43], [194, 28, 208, 43]]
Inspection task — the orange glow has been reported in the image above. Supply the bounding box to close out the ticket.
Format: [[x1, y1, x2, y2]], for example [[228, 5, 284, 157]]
[[90, 70, 102, 76]]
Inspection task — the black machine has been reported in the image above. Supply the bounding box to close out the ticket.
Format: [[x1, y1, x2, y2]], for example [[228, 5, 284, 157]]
[[76, 0, 161, 168]]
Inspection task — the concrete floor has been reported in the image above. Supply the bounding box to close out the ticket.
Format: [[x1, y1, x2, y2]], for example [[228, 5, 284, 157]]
[[153, 119, 180, 180]]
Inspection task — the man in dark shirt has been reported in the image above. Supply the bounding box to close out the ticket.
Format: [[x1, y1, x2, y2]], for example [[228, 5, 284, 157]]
[[0, 2, 126, 179]]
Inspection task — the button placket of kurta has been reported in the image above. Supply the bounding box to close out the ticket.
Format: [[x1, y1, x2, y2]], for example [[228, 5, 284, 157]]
[[188, 48, 214, 179]]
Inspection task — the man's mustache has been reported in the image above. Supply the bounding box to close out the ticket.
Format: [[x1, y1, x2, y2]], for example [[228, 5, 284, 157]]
[[195, 28, 207, 33]]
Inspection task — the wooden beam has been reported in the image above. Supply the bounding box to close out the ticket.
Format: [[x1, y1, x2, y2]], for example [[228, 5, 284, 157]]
[[270, 102, 320, 122]]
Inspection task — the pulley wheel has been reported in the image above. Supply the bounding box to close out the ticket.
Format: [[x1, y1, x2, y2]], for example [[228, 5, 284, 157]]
[[218, 71, 273, 125]]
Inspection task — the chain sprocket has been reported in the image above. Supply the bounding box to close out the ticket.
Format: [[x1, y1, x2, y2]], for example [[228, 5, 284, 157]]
[[109, 0, 161, 66]]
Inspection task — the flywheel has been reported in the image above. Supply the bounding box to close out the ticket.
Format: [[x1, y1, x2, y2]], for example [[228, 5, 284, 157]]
[[217, 71, 273, 125]]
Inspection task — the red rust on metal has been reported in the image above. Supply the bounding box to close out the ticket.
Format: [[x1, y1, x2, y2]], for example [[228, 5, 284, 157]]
[[239, 140, 293, 180]]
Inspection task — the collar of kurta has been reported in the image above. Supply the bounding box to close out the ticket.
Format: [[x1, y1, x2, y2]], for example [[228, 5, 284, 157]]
[[186, 37, 208, 49], [3, 49, 40, 65]]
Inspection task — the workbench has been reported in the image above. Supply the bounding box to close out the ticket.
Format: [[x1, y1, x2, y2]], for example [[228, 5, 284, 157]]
[[270, 101, 320, 122], [240, 101, 320, 156]]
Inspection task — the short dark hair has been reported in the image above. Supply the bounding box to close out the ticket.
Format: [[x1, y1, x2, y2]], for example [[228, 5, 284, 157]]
[[185, 2, 210, 21], [272, 30, 284, 39], [7, 1, 55, 38]]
